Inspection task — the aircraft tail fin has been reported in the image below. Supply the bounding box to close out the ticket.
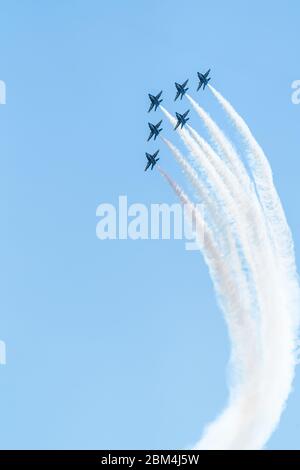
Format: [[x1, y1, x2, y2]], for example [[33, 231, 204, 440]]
[[203, 79, 210, 90]]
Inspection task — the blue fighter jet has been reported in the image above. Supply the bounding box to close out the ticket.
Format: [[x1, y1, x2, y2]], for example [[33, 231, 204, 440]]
[[174, 110, 190, 130], [147, 120, 163, 141], [174, 79, 189, 101], [144, 150, 160, 171], [197, 69, 211, 90], [148, 91, 163, 112]]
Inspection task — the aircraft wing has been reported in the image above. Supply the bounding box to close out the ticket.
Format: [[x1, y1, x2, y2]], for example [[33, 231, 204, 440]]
[[148, 102, 154, 113], [145, 160, 151, 171], [174, 90, 181, 101], [174, 120, 180, 131], [147, 130, 154, 142], [156, 120, 162, 128], [204, 69, 211, 78], [153, 150, 159, 158], [156, 90, 162, 99], [183, 110, 189, 118], [182, 79, 189, 88]]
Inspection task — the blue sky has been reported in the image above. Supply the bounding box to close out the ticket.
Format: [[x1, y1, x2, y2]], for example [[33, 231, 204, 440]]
[[0, 0, 299, 450]]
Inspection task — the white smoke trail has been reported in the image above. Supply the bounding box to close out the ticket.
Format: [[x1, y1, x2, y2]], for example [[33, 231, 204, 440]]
[[162, 137, 212, 206], [197, 87, 300, 449], [208, 85, 300, 336], [160, 106, 243, 219], [161, 105, 269, 294], [209, 86, 299, 285], [161, 137, 235, 255], [186, 94, 251, 191], [158, 167, 258, 367], [186, 124, 253, 199], [159, 166, 266, 451], [159, 91, 299, 449]]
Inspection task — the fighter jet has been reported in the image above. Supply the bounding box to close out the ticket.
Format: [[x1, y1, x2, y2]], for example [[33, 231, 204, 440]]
[[174, 79, 189, 101], [144, 150, 160, 171], [148, 91, 163, 112], [197, 69, 211, 91], [174, 110, 190, 130], [147, 120, 163, 141]]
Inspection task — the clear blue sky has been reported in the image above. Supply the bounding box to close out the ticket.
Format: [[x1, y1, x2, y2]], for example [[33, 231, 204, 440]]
[[0, 0, 299, 450]]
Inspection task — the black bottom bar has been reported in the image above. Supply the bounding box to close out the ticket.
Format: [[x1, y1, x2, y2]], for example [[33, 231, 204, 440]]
[[0, 450, 299, 467]]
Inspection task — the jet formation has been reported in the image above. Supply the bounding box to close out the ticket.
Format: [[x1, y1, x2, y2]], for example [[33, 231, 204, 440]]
[[145, 69, 211, 172]]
